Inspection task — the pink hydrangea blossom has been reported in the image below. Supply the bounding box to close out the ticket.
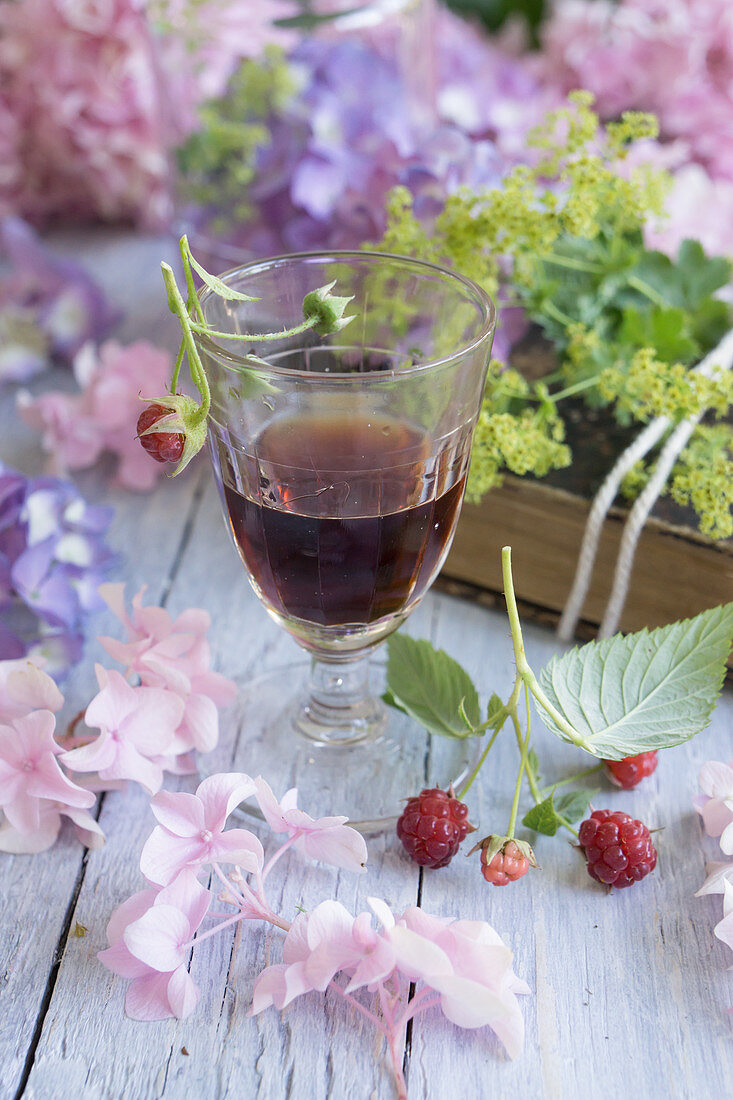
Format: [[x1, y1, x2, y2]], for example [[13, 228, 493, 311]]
[[18, 340, 175, 491], [98, 583, 237, 754], [0, 707, 102, 853], [695, 861, 733, 897], [0, 657, 63, 720], [694, 760, 733, 855], [98, 870, 210, 1021], [61, 665, 185, 795], [538, 0, 733, 182], [255, 777, 367, 873], [0, 0, 171, 228], [140, 773, 263, 885], [714, 879, 733, 956]]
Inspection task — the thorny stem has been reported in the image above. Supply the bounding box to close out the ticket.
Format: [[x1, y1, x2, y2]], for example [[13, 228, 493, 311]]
[[188, 316, 319, 343], [507, 709, 529, 838], [169, 339, 186, 394], [180, 238, 206, 325], [161, 263, 211, 423], [538, 762, 603, 797], [457, 724, 502, 799]]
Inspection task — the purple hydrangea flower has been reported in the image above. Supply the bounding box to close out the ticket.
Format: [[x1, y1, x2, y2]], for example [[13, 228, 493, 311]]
[[0, 217, 121, 385], [0, 463, 116, 680]]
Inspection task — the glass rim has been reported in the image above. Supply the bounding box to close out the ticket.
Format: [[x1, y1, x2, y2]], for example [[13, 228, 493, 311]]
[[194, 249, 496, 380]]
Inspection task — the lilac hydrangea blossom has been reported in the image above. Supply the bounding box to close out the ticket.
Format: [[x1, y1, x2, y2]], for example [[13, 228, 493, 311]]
[[186, 10, 555, 261], [0, 217, 120, 385], [0, 463, 115, 679]]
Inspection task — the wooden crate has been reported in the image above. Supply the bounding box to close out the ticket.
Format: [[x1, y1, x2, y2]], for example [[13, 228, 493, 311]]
[[442, 475, 733, 666]]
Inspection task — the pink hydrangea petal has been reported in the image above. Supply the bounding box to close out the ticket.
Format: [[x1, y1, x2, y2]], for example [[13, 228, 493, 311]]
[[0, 809, 60, 853], [98, 940, 152, 979], [166, 964, 200, 1018], [3, 662, 64, 716], [249, 965, 288, 1014], [721, 820, 733, 857], [150, 791, 206, 837], [85, 667, 136, 731], [695, 862, 733, 897], [699, 762, 733, 799], [123, 905, 190, 971], [125, 971, 177, 1021], [298, 823, 367, 873], [171, 608, 211, 636], [388, 926, 453, 983], [254, 776, 291, 833], [106, 889, 158, 945], [100, 740, 164, 795], [2, 791, 42, 834], [344, 938, 396, 993], [282, 912, 311, 966], [156, 869, 210, 932], [140, 827, 205, 886], [196, 772, 257, 831], [179, 693, 219, 754], [61, 730, 118, 774], [13, 709, 59, 756], [368, 897, 396, 930], [190, 669, 237, 708], [120, 687, 184, 753], [209, 828, 264, 873], [29, 752, 95, 807], [61, 805, 105, 849], [701, 799, 733, 838], [430, 973, 523, 1056]]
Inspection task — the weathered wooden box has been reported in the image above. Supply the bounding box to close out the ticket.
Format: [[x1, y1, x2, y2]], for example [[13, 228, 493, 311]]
[[442, 475, 733, 666]]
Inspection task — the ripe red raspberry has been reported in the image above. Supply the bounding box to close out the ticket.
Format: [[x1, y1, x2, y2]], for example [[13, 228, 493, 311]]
[[137, 403, 184, 464], [578, 809, 657, 888], [396, 787, 473, 869], [603, 751, 658, 790], [480, 839, 530, 886]]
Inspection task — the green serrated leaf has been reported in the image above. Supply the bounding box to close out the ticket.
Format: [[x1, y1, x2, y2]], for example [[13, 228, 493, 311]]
[[385, 634, 480, 739], [536, 603, 733, 759], [486, 692, 506, 728], [381, 688, 408, 716], [554, 789, 596, 823], [182, 240, 259, 303], [522, 796, 561, 836]]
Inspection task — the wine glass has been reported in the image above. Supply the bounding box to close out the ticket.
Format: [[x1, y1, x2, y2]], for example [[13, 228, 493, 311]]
[[195, 251, 495, 830]]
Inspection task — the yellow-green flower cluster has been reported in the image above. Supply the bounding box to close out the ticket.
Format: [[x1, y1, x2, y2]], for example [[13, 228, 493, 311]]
[[599, 349, 733, 422]]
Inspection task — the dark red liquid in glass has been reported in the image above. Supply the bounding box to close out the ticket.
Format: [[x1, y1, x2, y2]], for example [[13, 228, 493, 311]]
[[221, 414, 467, 627]]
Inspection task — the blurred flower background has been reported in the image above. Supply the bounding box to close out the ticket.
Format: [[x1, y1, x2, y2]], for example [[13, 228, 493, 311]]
[[0, 0, 732, 671]]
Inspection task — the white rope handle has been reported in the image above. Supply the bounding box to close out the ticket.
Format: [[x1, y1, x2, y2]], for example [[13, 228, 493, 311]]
[[558, 327, 733, 643]]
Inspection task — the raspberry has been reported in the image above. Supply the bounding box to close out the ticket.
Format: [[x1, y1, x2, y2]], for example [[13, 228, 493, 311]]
[[578, 809, 657, 888], [137, 403, 184, 464], [603, 751, 658, 790], [396, 787, 473, 869], [480, 839, 530, 886]]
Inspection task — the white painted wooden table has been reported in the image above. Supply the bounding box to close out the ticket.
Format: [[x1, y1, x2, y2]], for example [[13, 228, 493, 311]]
[[1, 233, 732, 1100]]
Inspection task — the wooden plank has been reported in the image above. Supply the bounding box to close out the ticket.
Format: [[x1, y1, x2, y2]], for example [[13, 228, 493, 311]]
[[446, 477, 733, 636], [0, 231, 203, 1099], [20, 475, 439, 1100], [409, 596, 733, 1099]]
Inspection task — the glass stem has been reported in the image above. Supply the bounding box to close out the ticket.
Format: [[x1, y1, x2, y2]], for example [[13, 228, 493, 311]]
[[292, 652, 387, 748]]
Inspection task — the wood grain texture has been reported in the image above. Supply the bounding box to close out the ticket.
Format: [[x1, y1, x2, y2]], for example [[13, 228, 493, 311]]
[[1, 232, 731, 1100]]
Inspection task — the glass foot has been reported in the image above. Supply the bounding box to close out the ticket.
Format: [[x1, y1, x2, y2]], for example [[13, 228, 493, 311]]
[[199, 660, 479, 835]]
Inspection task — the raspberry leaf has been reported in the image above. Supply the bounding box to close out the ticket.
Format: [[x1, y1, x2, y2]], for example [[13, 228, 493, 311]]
[[386, 635, 480, 738], [522, 796, 562, 836], [535, 602, 733, 759], [554, 789, 596, 823]]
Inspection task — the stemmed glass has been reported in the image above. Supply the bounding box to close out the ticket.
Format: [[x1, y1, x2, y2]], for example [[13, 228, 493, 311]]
[[195, 251, 495, 830]]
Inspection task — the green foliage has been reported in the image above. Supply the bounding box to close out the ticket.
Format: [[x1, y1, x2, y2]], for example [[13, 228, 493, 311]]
[[378, 93, 733, 538], [522, 789, 595, 835], [385, 634, 481, 739], [175, 48, 294, 227], [536, 603, 733, 758]]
